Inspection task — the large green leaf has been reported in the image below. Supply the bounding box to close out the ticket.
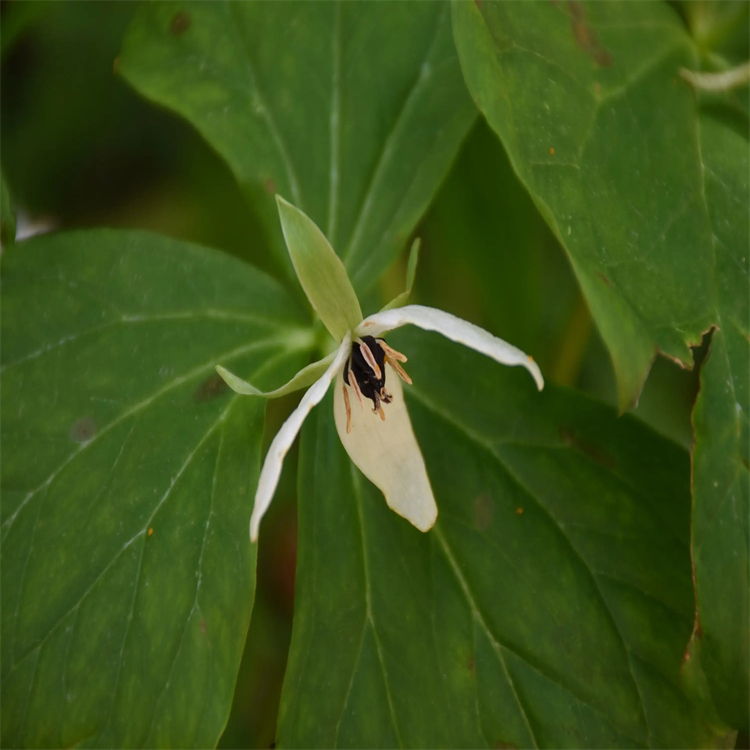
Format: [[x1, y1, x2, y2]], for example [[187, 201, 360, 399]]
[[1, 230, 312, 747], [452, 1, 749, 728], [278, 329, 726, 748], [682, 115, 749, 731], [118, 1, 476, 292]]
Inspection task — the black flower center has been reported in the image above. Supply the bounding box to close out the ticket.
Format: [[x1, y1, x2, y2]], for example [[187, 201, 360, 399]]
[[344, 336, 391, 410]]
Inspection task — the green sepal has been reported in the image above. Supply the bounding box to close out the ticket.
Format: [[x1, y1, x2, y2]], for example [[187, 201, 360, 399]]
[[216, 351, 335, 399], [381, 238, 421, 312], [276, 196, 362, 341]]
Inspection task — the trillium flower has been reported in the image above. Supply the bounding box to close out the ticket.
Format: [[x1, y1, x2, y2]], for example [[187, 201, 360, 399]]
[[217, 196, 544, 542]]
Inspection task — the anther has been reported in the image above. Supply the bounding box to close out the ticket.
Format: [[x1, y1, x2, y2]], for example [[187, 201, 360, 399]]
[[387, 358, 412, 385], [349, 370, 364, 406], [378, 340, 408, 363], [359, 341, 382, 379], [342, 380, 352, 433]]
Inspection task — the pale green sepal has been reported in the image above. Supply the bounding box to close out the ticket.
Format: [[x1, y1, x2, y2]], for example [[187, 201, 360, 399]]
[[381, 238, 421, 312], [215, 352, 335, 399], [276, 195, 362, 341]]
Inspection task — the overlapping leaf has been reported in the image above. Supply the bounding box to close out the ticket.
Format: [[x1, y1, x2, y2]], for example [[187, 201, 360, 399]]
[[452, 1, 748, 728], [119, 1, 476, 293], [279, 330, 725, 748], [0, 231, 311, 747]]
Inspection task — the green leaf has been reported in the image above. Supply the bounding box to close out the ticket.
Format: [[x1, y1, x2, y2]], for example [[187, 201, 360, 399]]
[[276, 196, 362, 341], [118, 1, 476, 292], [1, 173, 15, 247], [451, 0, 716, 406], [452, 1, 748, 727], [417, 118, 576, 371], [681, 115, 749, 731], [0, 230, 312, 748], [278, 329, 726, 748]]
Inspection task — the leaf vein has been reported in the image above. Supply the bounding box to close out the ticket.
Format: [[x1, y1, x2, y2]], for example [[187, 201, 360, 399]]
[[225, 2, 303, 206], [343, 3, 447, 267], [433, 527, 539, 749], [1, 337, 289, 538]]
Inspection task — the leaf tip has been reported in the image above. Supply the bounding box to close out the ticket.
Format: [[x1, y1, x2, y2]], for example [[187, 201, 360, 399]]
[[275, 193, 293, 211]]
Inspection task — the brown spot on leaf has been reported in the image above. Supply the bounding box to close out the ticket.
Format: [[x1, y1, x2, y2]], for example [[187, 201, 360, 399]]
[[170, 10, 191, 36], [468, 657, 475, 673], [265, 178, 276, 194], [567, 1, 612, 67], [549, 147, 555, 155], [595, 271, 610, 286], [495, 741, 518, 750], [561, 428, 615, 470], [473, 493, 494, 531], [148, 527, 154, 537], [194, 373, 228, 403], [70, 417, 97, 443], [516, 507, 524, 515], [200, 619, 207, 634]]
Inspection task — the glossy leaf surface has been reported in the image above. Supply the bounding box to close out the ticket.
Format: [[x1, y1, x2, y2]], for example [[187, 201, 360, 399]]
[[1, 230, 311, 748], [452, 1, 749, 727], [119, 1, 476, 292], [279, 330, 725, 748]]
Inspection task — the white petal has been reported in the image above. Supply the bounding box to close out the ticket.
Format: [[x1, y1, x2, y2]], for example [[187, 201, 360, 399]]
[[357, 304, 544, 391], [333, 364, 437, 532], [216, 352, 336, 399], [250, 334, 351, 542]]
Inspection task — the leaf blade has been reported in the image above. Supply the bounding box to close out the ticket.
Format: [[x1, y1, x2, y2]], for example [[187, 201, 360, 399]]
[[278, 330, 726, 748], [452, 2, 749, 727], [118, 0, 476, 292], [0, 230, 311, 748]]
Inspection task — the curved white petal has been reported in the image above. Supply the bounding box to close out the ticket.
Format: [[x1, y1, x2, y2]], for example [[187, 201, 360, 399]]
[[216, 351, 336, 399], [333, 364, 437, 532], [357, 304, 544, 390], [250, 334, 351, 542]]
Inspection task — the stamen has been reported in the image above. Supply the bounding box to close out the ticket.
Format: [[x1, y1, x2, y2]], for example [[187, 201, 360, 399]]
[[349, 370, 364, 407], [387, 358, 412, 385], [379, 387, 392, 404], [359, 340, 382, 379], [342, 380, 352, 434], [377, 403, 386, 421], [378, 340, 407, 363]]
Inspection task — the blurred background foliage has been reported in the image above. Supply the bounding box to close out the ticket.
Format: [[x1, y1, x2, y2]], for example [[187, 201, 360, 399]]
[[2, 1, 729, 746]]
